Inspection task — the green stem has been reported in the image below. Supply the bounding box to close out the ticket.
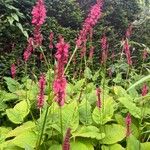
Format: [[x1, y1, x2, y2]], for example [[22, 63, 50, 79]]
[[64, 45, 78, 74], [59, 106, 63, 139], [36, 106, 49, 149]]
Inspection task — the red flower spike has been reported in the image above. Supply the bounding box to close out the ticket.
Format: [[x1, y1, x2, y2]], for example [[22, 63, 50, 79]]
[[37, 74, 46, 109], [49, 32, 54, 49], [142, 84, 148, 97], [23, 38, 34, 62], [125, 113, 132, 137], [62, 128, 71, 150], [123, 40, 132, 66], [53, 37, 69, 106], [96, 87, 101, 109], [31, 0, 46, 27], [76, 1, 103, 48], [11, 63, 16, 79]]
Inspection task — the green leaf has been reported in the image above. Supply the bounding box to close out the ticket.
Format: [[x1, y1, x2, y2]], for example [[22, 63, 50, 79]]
[[4, 77, 21, 93], [92, 96, 115, 125], [72, 126, 105, 140], [11, 13, 19, 22], [6, 101, 29, 124], [114, 86, 132, 100], [1, 92, 18, 102], [71, 141, 93, 150], [113, 73, 122, 83], [6, 121, 35, 138], [126, 135, 140, 150], [100, 124, 126, 144], [11, 131, 38, 148], [118, 97, 141, 118], [0, 127, 11, 143], [101, 144, 125, 150], [16, 23, 28, 38], [79, 99, 92, 125], [127, 75, 150, 91], [141, 142, 150, 150], [49, 144, 61, 150], [84, 67, 92, 79], [7, 16, 14, 25]]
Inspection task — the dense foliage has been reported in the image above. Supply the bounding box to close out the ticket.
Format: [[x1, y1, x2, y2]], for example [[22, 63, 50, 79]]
[[0, 0, 150, 150]]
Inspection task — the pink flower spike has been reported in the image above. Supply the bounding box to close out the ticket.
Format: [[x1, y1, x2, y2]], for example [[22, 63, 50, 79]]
[[49, 32, 54, 49], [31, 0, 46, 27], [76, 1, 103, 48], [53, 37, 69, 107], [89, 46, 95, 60], [11, 63, 16, 79], [142, 84, 148, 97], [62, 128, 71, 150], [96, 87, 102, 109], [125, 113, 132, 137], [37, 74, 46, 109]]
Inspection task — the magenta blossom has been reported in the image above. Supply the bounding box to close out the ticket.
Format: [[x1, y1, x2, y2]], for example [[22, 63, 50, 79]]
[[23, 38, 34, 62], [125, 113, 132, 137], [96, 87, 101, 109], [49, 32, 54, 49], [11, 63, 16, 79], [31, 0, 46, 27], [62, 128, 71, 150], [142, 84, 148, 97], [76, 1, 103, 47], [123, 40, 132, 65], [37, 74, 46, 109], [53, 37, 69, 106]]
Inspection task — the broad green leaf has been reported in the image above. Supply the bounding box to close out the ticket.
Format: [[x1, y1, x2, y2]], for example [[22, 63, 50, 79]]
[[118, 97, 141, 118], [11, 13, 19, 22], [101, 144, 125, 150], [79, 99, 92, 125], [127, 75, 150, 91], [113, 73, 122, 83], [126, 135, 140, 150], [100, 124, 126, 144], [114, 86, 132, 100], [11, 131, 38, 148], [49, 144, 61, 150], [115, 114, 139, 138], [6, 121, 35, 138], [4, 77, 21, 93], [1, 92, 18, 102], [0, 127, 11, 143], [6, 101, 29, 124], [72, 126, 105, 140], [141, 142, 150, 150], [71, 141, 93, 150], [92, 96, 115, 125]]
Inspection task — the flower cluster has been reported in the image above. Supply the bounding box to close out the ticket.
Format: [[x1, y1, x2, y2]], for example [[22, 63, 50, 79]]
[[37, 74, 46, 109], [31, 0, 46, 26], [53, 37, 69, 106], [126, 25, 132, 38], [11, 63, 16, 79], [123, 40, 132, 65], [142, 48, 148, 61], [125, 113, 132, 137], [89, 46, 95, 60], [96, 86, 101, 109], [101, 35, 108, 64], [49, 32, 54, 49], [142, 84, 148, 97], [62, 128, 71, 150], [76, 1, 103, 48], [23, 0, 46, 61], [23, 38, 34, 62]]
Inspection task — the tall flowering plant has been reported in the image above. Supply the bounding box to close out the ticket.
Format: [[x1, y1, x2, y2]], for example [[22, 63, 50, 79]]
[[23, 0, 46, 62], [53, 37, 69, 106]]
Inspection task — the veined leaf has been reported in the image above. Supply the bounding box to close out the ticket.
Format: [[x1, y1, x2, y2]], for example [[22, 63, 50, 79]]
[[72, 126, 105, 140], [101, 144, 125, 150], [92, 96, 115, 125], [100, 124, 126, 144]]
